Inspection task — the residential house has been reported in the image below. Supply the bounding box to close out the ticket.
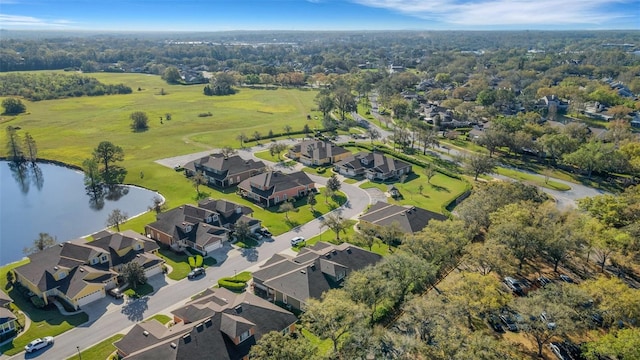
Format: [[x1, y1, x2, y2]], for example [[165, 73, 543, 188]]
[[237, 171, 315, 208], [183, 154, 265, 188], [13, 230, 163, 310], [252, 242, 382, 311], [631, 112, 640, 128], [537, 95, 569, 112], [146, 200, 260, 254], [0, 291, 17, 337], [334, 152, 412, 181], [113, 287, 297, 360], [389, 64, 405, 73], [288, 140, 350, 166], [358, 201, 447, 234]]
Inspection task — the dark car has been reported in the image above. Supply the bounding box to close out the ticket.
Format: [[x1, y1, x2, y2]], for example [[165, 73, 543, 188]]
[[488, 315, 504, 333], [537, 276, 552, 287], [559, 274, 574, 283], [188, 267, 205, 279], [256, 227, 272, 238], [108, 282, 129, 299], [499, 313, 518, 332], [504, 276, 525, 296]]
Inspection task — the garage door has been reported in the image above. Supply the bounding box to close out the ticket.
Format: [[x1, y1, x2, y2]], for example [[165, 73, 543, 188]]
[[145, 264, 163, 277], [204, 241, 222, 253], [76, 289, 104, 307]]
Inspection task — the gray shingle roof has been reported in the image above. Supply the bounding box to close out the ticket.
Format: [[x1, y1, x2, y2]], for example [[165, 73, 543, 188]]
[[359, 201, 447, 233], [238, 171, 314, 199], [254, 242, 382, 304]]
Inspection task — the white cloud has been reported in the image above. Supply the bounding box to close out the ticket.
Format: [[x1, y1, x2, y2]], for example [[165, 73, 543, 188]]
[[0, 14, 74, 27], [351, 0, 635, 26]]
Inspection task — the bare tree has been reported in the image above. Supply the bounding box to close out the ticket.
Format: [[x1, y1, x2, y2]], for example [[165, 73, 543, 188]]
[[236, 133, 248, 148], [106, 209, 128, 232], [23, 233, 57, 255], [192, 171, 207, 196]]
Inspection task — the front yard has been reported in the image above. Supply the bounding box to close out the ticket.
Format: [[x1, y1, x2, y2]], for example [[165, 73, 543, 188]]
[[0, 261, 88, 356]]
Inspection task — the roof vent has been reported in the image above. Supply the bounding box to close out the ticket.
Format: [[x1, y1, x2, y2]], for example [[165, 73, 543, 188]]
[[234, 305, 243, 314], [300, 270, 306, 274], [54, 266, 59, 270], [346, 248, 352, 254], [170, 342, 177, 349], [59, 243, 64, 247], [325, 254, 331, 259], [205, 318, 213, 327], [143, 330, 149, 336], [196, 323, 204, 332], [79, 267, 84, 272], [183, 334, 191, 344], [310, 264, 316, 271], [136, 254, 141, 257], [400, 212, 406, 216], [332, 250, 337, 255]]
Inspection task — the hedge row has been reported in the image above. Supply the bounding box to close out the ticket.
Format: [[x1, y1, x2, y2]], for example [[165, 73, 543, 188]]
[[244, 128, 330, 143], [218, 277, 247, 292]]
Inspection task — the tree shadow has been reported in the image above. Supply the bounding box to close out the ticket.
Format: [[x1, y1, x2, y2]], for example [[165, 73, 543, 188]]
[[430, 184, 450, 193], [240, 247, 259, 262], [120, 296, 149, 322], [8, 161, 31, 194]]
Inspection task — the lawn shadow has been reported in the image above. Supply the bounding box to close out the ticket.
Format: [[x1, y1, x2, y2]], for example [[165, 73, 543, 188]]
[[430, 184, 450, 193]]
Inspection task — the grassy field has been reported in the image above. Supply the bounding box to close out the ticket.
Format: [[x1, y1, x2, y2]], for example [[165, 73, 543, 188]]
[[297, 221, 391, 257], [359, 170, 469, 214], [0, 72, 320, 228], [0, 260, 89, 356], [66, 333, 124, 360], [496, 166, 572, 191]]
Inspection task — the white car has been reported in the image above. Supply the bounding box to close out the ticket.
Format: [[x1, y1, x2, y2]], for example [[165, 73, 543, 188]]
[[24, 336, 54, 353], [290, 236, 305, 246]]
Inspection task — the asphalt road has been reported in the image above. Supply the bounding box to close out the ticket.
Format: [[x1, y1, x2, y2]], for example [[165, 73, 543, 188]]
[[5, 164, 372, 360]]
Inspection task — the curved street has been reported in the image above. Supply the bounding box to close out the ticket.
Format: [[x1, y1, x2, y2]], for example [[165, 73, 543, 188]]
[[5, 129, 609, 359]]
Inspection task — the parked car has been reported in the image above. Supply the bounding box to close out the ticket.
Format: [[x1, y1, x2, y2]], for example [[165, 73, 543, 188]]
[[488, 315, 504, 333], [290, 236, 305, 246], [537, 276, 552, 287], [24, 337, 54, 353], [559, 274, 574, 283], [540, 311, 557, 330], [499, 313, 518, 332], [108, 282, 130, 299], [256, 227, 272, 237], [188, 267, 205, 279], [504, 276, 525, 296]]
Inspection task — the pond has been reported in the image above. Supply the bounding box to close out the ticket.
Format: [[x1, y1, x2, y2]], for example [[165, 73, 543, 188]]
[[0, 160, 161, 266]]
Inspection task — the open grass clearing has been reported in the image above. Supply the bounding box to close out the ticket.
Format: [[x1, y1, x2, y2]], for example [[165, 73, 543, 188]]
[[301, 328, 333, 357], [1, 72, 321, 236], [496, 167, 571, 191], [293, 220, 391, 257], [66, 333, 124, 360]]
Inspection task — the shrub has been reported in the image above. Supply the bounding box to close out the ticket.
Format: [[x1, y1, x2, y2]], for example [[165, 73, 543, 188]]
[[218, 277, 247, 292], [316, 167, 326, 174], [198, 112, 213, 117], [30, 296, 45, 308], [188, 256, 196, 269], [195, 255, 203, 267]]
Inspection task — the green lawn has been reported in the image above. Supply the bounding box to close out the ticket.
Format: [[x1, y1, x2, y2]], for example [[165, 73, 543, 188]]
[[145, 314, 172, 325], [359, 170, 468, 214], [66, 333, 124, 360], [301, 166, 333, 178], [301, 328, 333, 357], [124, 283, 154, 298], [253, 149, 290, 163], [157, 249, 192, 281], [496, 167, 571, 191]]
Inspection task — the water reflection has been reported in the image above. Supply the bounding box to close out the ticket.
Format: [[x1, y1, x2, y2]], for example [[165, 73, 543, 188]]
[[86, 185, 130, 210], [8, 161, 44, 193]]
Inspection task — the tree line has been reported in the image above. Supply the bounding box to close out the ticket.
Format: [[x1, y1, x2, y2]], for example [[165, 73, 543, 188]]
[[0, 72, 132, 101], [248, 181, 639, 359]]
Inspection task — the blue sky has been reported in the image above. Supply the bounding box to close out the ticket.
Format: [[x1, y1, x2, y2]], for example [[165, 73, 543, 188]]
[[0, 0, 638, 31]]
